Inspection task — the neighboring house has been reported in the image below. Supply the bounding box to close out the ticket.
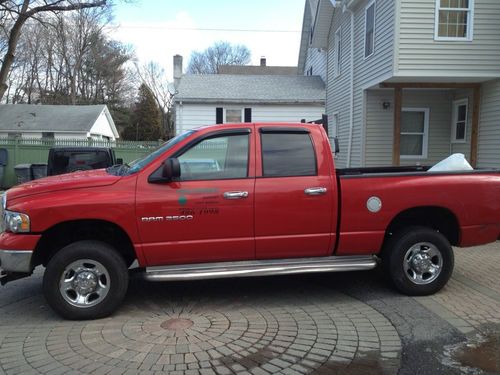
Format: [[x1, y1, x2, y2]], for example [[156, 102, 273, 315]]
[[0, 104, 119, 141], [299, 0, 500, 168], [218, 57, 298, 75], [172, 55, 325, 134]]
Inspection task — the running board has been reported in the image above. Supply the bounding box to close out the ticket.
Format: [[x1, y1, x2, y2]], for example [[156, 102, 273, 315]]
[[143, 255, 378, 282]]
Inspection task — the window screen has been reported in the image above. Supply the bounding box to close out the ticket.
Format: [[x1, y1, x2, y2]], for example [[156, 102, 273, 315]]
[[261, 132, 317, 177]]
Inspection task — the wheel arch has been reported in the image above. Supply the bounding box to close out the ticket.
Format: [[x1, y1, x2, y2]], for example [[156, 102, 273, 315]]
[[383, 206, 460, 249], [33, 219, 137, 268]]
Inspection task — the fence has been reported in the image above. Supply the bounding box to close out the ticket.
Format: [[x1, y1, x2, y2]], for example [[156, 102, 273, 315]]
[[0, 138, 161, 188]]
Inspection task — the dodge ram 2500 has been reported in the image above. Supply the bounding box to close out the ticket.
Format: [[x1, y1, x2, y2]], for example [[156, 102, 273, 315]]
[[1, 122, 499, 320]]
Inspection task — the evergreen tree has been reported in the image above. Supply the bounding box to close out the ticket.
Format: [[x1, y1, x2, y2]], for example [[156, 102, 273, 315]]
[[123, 84, 163, 141]]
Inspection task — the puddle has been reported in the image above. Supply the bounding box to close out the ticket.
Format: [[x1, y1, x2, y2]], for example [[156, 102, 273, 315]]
[[445, 331, 500, 374]]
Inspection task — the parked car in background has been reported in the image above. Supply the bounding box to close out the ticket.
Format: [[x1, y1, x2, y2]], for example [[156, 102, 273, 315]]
[[47, 147, 121, 176]]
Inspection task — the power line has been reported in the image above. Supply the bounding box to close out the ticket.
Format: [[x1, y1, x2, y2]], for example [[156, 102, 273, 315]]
[[108, 24, 301, 33]]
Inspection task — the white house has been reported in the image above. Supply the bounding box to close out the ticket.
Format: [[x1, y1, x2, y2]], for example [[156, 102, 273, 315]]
[[0, 104, 120, 141], [172, 55, 326, 134], [299, 0, 500, 168]]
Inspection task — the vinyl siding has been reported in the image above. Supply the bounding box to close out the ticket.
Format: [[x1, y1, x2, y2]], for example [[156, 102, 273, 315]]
[[327, 0, 395, 168], [397, 0, 500, 77], [477, 79, 500, 167], [365, 89, 454, 166], [175, 103, 325, 134], [304, 47, 328, 83]]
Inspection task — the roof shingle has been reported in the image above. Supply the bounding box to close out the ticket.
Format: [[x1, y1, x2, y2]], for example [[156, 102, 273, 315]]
[[175, 74, 325, 104]]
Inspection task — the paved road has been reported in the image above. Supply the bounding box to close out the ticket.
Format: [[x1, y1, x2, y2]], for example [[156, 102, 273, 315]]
[[0, 244, 499, 375]]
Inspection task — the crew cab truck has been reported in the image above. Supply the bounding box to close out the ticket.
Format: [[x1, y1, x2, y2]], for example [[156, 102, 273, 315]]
[[1, 123, 499, 320]]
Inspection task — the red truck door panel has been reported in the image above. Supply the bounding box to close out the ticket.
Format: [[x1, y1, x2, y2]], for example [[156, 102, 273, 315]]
[[254, 126, 335, 259], [136, 129, 255, 266]]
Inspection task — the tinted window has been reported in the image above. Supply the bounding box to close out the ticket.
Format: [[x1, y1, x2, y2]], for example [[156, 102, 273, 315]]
[[178, 134, 249, 181], [261, 133, 317, 177]]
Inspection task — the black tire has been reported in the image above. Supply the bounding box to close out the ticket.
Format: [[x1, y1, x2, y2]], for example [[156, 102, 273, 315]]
[[43, 240, 128, 320], [382, 226, 454, 296]]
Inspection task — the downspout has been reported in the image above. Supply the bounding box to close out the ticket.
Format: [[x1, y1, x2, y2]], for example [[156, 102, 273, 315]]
[[346, 8, 355, 167]]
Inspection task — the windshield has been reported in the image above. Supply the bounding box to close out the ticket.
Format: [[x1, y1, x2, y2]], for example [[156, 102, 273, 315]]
[[107, 130, 196, 176]]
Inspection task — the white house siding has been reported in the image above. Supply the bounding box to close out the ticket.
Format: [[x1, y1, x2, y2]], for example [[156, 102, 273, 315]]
[[477, 79, 500, 168], [175, 103, 325, 134], [89, 110, 116, 140], [251, 104, 324, 123], [304, 47, 328, 83], [365, 89, 453, 166], [175, 104, 216, 134], [397, 0, 500, 78], [0, 131, 88, 139], [326, 0, 395, 168]]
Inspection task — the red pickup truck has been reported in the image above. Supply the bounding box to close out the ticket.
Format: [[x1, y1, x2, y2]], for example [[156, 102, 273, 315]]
[[1, 123, 499, 319]]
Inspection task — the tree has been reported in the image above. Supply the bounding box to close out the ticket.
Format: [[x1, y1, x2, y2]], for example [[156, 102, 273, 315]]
[[186, 41, 251, 74], [135, 61, 174, 137], [122, 83, 163, 141], [0, 0, 107, 102]]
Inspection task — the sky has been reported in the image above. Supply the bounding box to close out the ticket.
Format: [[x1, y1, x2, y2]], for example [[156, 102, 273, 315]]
[[108, 0, 306, 80]]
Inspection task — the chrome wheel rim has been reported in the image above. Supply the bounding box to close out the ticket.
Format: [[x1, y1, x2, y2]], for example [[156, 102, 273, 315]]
[[59, 259, 110, 308], [403, 242, 443, 285]]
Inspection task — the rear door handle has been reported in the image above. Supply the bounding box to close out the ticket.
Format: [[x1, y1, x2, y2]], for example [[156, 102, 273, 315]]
[[224, 191, 249, 199], [304, 187, 327, 196]]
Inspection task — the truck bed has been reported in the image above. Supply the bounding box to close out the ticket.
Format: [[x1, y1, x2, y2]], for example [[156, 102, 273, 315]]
[[337, 165, 500, 178]]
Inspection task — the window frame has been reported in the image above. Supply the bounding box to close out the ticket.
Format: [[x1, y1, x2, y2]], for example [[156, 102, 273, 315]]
[[334, 27, 342, 78], [224, 108, 243, 123], [400, 107, 430, 160], [434, 0, 475, 41], [451, 98, 468, 143], [364, 0, 376, 59]]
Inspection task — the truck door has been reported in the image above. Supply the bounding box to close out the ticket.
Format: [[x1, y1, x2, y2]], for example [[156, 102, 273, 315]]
[[254, 126, 334, 259], [136, 128, 255, 266]]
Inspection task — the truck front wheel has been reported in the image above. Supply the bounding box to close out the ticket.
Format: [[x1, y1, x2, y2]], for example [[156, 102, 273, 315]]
[[384, 227, 454, 296], [43, 240, 128, 320]]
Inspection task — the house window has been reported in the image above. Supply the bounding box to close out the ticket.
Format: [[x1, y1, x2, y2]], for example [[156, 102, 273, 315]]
[[334, 28, 342, 77], [364, 1, 376, 58], [451, 99, 468, 143], [435, 0, 474, 40], [400, 108, 429, 159], [225, 109, 242, 123]]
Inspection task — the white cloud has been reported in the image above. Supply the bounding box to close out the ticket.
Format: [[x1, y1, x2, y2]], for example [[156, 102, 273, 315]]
[[107, 11, 301, 82]]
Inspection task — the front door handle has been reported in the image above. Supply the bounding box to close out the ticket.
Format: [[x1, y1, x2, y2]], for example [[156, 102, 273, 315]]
[[304, 187, 327, 196], [224, 191, 249, 199]]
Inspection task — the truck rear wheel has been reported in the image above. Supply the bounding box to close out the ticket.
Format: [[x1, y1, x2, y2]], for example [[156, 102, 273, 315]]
[[43, 240, 128, 320], [383, 227, 454, 296]]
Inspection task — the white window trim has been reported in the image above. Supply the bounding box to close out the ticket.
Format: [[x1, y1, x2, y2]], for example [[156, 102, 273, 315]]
[[334, 27, 342, 78], [363, 0, 376, 59], [400, 107, 430, 160], [434, 0, 475, 41], [451, 98, 468, 143], [223, 108, 243, 123]]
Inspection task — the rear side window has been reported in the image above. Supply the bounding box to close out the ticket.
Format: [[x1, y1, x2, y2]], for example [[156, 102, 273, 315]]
[[261, 132, 317, 177]]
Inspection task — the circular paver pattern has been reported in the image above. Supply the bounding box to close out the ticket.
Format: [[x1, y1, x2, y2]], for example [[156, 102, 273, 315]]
[[0, 276, 401, 374]]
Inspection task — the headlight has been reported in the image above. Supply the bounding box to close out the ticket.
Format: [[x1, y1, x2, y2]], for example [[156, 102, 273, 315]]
[[3, 211, 30, 233]]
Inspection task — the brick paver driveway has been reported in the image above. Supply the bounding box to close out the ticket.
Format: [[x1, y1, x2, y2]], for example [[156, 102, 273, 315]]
[[0, 244, 499, 375]]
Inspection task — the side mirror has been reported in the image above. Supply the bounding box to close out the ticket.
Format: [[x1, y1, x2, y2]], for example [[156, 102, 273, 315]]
[[162, 158, 181, 181], [333, 137, 340, 155]]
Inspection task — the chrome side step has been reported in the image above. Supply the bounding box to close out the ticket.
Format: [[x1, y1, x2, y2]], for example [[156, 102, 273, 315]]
[[144, 255, 378, 282]]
